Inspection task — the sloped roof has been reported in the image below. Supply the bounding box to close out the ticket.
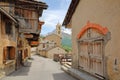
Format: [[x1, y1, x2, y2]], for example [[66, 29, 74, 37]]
[[0, 8, 17, 23], [45, 33, 62, 38], [47, 46, 66, 52], [62, 0, 80, 26], [16, 0, 48, 9]]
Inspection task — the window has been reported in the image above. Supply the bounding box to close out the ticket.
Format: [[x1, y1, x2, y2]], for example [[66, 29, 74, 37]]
[[114, 58, 117, 65], [58, 26, 60, 30], [43, 43, 45, 48], [5, 21, 12, 35], [24, 49, 28, 59], [58, 31, 60, 34], [1, 15, 4, 34], [47, 44, 49, 48], [6, 47, 11, 60], [18, 40, 22, 47], [3, 47, 15, 63]]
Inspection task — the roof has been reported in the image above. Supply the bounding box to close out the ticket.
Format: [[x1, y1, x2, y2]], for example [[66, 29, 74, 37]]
[[16, 0, 48, 9], [0, 0, 48, 11], [47, 46, 66, 52], [46, 33, 62, 38], [0, 8, 17, 23], [62, 0, 80, 26]]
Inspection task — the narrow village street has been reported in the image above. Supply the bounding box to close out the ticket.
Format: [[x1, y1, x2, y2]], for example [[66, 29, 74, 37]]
[[0, 55, 77, 80], [0, 0, 120, 80]]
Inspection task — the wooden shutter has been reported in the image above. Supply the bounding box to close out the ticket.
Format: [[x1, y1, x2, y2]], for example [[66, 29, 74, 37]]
[[10, 47, 15, 59], [3, 47, 7, 63]]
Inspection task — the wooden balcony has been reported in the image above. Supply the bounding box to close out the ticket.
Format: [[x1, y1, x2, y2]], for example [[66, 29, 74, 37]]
[[30, 41, 39, 46], [24, 33, 33, 38], [38, 21, 44, 30]]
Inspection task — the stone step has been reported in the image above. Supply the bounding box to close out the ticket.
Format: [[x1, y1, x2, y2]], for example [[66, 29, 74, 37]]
[[64, 64, 71, 68], [0, 72, 5, 79], [61, 65, 100, 80]]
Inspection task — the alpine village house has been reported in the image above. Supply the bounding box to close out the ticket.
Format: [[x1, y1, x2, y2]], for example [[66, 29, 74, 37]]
[[63, 0, 120, 80], [37, 23, 67, 59], [0, 0, 47, 77]]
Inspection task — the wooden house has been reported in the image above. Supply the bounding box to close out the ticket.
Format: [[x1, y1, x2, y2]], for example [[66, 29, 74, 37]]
[[0, 7, 18, 75], [14, 0, 47, 68], [37, 23, 64, 58], [0, 0, 48, 74]]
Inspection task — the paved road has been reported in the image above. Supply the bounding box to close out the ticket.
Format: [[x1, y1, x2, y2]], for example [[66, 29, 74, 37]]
[[1, 55, 77, 80]]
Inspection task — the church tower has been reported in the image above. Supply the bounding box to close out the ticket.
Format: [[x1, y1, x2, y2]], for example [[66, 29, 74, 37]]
[[56, 23, 62, 37]]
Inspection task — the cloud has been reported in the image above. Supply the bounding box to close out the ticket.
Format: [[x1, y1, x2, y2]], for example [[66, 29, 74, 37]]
[[60, 0, 71, 10], [40, 9, 68, 35], [40, 10, 67, 26], [62, 27, 71, 35], [39, 0, 71, 35]]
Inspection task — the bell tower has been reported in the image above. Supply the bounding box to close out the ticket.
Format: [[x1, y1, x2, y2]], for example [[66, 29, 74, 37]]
[[56, 23, 62, 37]]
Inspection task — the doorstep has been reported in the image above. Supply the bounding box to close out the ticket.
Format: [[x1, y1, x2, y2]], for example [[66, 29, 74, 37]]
[[61, 64, 99, 80], [0, 73, 5, 79]]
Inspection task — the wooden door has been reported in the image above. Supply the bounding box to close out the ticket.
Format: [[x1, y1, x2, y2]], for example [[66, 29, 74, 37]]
[[92, 41, 104, 77], [79, 40, 104, 77], [79, 42, 89, 71], [18, 50, 23, 66]]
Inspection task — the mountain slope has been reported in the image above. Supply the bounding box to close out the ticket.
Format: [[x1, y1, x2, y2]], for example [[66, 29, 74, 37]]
[[46, 29, 72, 51], [61, 32, 72, 52], [61, 32, 71, 47]]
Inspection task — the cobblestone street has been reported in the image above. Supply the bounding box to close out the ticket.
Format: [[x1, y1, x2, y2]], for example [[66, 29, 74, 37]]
[[0, 55, 77, 80]]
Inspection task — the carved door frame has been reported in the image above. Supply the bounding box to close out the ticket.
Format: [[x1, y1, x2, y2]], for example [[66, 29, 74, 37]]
[[77, 22, 110, 79]]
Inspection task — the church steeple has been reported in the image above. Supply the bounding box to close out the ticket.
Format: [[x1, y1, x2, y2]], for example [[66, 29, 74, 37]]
[[56, 22, 62, 37]]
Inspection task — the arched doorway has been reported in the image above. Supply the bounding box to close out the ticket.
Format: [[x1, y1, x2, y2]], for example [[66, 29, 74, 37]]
[[77, 22, 110, 79], [17, 50, 23, 68], [24, 49, 28, 59]]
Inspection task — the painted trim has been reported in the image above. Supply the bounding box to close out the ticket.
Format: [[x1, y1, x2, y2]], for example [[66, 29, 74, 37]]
[[77, 22, 109, 39]]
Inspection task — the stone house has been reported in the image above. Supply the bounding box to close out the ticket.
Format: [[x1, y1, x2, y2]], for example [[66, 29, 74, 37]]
[[47, 46, 67, 59], [45, 23, 62, 47], [45, 34, 62, 47], [37, 41, 67, 59], [0, 0, 47, 75], [37, 39, 56, 57], [14, 0, 47, 68], [63, 0, 120, 80], [37, 23, 65, 58], [17, 37, 31, 69], [0, 7, 18, 75]]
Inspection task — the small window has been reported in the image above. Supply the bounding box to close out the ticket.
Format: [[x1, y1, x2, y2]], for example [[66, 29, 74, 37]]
[[58, 26, 60, 30], [3, 47, 15, 63], [5, 21, 12, 35], [43, 43, 45, 48], [47, 45, 49, 48], [58, 31, 60, 34], [115, 58, 117, 65]]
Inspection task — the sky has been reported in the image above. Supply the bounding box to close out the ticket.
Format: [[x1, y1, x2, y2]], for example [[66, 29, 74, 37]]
[[39, 0, 71, 35]]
